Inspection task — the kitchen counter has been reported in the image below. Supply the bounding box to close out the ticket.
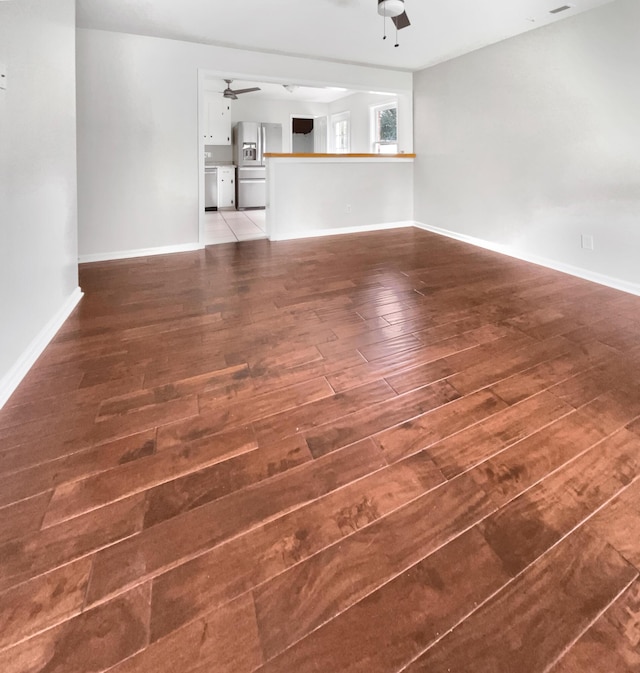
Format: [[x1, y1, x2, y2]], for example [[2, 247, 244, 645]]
[[264, 153, 415, 159], [204, 165, 236, 210]]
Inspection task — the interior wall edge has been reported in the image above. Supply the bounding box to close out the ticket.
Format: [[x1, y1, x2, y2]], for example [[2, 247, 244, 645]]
[[77, 242, 205, 265], [0, 287, 84, 411], [414, 221, 640, 298], [269, 221, 415, 242]]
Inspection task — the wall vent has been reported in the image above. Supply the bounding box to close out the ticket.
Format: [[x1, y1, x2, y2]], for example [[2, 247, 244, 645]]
[[549, 5, 572, 13]]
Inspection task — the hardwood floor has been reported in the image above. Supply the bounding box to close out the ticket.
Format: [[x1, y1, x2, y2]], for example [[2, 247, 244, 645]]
[[1, 227, 640, 672]]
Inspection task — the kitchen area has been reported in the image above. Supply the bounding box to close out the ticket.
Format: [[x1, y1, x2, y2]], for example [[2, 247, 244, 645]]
[[199, 75, 411, 245], [199, 77, 340, 245], [202, 88, 280, 243]]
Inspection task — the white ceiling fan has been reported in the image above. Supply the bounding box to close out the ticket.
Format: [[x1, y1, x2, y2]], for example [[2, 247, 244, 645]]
[[377, 0, 411, 46], [377, 0, 411, 28]]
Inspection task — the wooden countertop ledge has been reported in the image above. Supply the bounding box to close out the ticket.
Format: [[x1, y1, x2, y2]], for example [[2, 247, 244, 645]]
[[264, 153, 416, 158]]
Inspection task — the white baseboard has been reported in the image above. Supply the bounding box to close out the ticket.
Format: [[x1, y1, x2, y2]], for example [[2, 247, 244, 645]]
[[0, 286, 84, 410], [413, 221, 640, 298], [78, 242, 204, 264], [269, 221, 415, 242]]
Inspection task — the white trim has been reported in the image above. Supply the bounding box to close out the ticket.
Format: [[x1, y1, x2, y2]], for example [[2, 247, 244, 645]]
[[269, 221, 413, 242], [78, 242, 204, 264], [370, 100, 398, 154], [0, 287, 84, 410], [330, 111, 351, 154], [413, 221, 640, 298]]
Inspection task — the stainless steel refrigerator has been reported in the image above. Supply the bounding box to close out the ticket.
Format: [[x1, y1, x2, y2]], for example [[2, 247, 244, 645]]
[[234, 122, 282, 209]]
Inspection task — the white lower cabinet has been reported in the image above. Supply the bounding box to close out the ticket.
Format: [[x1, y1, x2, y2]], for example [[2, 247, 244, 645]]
[[218, 167, 235, 208]]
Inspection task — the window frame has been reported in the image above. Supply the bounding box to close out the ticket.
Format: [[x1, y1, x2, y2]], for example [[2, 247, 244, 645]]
[[370, 102, 398, 154], [331, 111, 351, 154]]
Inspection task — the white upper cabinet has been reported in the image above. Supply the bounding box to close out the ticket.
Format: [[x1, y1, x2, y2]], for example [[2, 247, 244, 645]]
[[202, 92, 231, 145]]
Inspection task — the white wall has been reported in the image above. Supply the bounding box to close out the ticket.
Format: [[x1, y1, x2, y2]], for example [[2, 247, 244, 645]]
[[413, 0, 640, 293], [267, 158, 414, 240], [0, 0, 80, 408], [76, 28, 413, 259], [76, 30, 199, 259]]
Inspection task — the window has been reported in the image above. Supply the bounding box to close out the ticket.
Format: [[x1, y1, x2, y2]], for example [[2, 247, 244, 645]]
[[371, 103, 398, 154], [331, 112, 350, 153]]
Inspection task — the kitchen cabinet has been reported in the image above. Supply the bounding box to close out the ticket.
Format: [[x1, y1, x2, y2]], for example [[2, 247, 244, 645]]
[[217, 167, 235, 208], [202, 92, 231, 145]]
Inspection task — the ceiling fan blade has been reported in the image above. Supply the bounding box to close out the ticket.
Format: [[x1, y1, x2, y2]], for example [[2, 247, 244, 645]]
[[392, 11, 410, 29], [231, 87, 261, 95]]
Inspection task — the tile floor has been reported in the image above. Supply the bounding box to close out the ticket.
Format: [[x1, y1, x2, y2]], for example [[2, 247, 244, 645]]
[[202, 208, 267, 244]]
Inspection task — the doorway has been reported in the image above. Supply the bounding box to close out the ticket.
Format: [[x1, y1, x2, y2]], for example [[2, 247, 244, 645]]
[[291, 115, 328, 153], [292, 116, 314, 153]]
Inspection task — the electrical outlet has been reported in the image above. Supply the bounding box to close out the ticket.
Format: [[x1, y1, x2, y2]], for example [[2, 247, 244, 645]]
[[581, 234, 594, 250], [345, 204, 352, 214]]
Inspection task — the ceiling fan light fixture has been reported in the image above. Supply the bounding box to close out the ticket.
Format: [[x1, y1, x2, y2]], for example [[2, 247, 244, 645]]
[[377, 0, 405, 18]]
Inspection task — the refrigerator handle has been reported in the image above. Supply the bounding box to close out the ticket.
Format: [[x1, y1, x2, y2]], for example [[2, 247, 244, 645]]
[[262, 125, 266, 163]]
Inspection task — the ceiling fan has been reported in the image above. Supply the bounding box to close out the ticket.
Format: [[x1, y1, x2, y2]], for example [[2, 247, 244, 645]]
[[220, 79, 261, 100], [377, 0, 410, 46]]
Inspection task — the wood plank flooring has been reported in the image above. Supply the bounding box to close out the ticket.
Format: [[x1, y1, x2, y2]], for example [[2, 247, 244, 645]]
[[1, 227, 640, 672]]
